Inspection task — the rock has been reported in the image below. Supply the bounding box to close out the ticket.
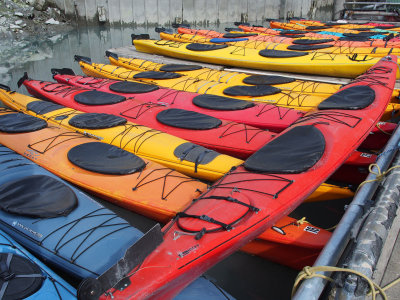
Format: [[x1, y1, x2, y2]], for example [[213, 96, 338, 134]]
[[45, 18, 59, 25], [14, 12, 24, 17], [10, 24, 22, 29], [15, 20, 23, 25]]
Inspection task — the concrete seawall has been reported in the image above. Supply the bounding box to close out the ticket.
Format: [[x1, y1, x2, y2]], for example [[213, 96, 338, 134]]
[[51, 0, 341, 25]]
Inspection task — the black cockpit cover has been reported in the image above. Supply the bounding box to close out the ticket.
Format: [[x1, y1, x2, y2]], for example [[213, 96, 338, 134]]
[[133, 71, 182, 79], [156, 108, 222, 129], [159, 64, 202, 72], [0, 175, 77, 218], [223, 85, 281, 97], [280, 30, 308, 35], [69, 113, 127, 129], [174, 142, 219, 164], [186, 43, 228, 51], [343, 32, 376, 38], [192, 94, 255, 110], [292, 38, 334, 45], [287, 44, 333, 51], [109, 81, 159, 93], [243, 75, 296, 85], [27, 100, 65, 115], [339, 36, 371, 42], [318, 85, 375, 110], [244, 125, 325, 173], [222, 33, 258, 38], [259, 49, 308, 58], [0, 113, 47, 133], [0, 253, 44, 299], [68, 142, 146, 175], [74, 90, 126, 105]]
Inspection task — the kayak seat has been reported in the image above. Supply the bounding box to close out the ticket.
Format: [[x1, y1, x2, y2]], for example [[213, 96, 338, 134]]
[[174, 143, 219, 166], [68, 142, 146, 175], [27, 100, 66, 115], [287, 44, 333, 51], [0, 175, 77, 218], [244, 125, 325, 173], [192, 94, 255, 110], [156, 108, 222, 130], [259, 49, 309, 58], [159, 64, 203, 72], [0, 253, 44, 299], [223, 85, 281, 97], [74, 90, 126, 105], [292, 38, 334, 45], [133, 71, 182, 79], [109, 81, 159, 93], [0, 113, 47, 133], [306, 25, 331, 30], [186, 43, 228, 51], [69, 113, 127, 129], [318, 85, 375, 110], [243, 75, 295, 85], [222, 33, 258, 38]]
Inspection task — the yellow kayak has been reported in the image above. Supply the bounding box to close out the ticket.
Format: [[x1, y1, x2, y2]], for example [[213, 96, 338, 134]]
[[0, 86, 242, 182], [107, 50, 342, 96], [132, 37, 389, 78], [158, 31, 400, 58], [77, 56, 400, 119]]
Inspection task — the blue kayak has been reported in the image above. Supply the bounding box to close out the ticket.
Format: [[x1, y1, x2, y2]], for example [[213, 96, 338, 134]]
[[0, 144, 143, 280], [0, 228, 76, 299]]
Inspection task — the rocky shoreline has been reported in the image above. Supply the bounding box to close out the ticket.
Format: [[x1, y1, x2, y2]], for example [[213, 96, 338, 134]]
[[0, 0, 75, 85], [0, 0, 73, 39]]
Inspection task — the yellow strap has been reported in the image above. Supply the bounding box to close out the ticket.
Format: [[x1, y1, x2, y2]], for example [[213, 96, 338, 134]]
[[292, 265, 388, 300], [355, 163, 400, 194], [296, 217, 309, 226]]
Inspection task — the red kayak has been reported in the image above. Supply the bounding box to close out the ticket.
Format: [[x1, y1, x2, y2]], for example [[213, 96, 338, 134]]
[[50, 69, 303, 133], [75, 56, 396, 300], [50, 71, 396, 151], [19, 78, 276, 159], [20, 76, 378, 185]]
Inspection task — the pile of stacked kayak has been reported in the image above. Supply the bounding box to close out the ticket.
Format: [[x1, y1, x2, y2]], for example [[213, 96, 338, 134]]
[[0, 18, 399, 299]]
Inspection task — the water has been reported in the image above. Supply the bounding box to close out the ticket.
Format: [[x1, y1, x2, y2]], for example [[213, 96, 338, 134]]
[[0, 24, 348, 299]]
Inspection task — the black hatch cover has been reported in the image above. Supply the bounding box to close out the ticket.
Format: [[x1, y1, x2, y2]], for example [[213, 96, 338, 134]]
[[192, 94, 255, 110], [243, 75, 296, 85], [186, 43, 228, 51], [74, 90, 126, 105], [244, 125, 325, 173], [318, 85, 375, 110], [159, 64, 202, 72], [27, 100, 66, 115], [109, 81, 159, 93], [0, 174, 77, 218], [133, 71, 182, 80], [259, 49, 308, 58], [156, 108, 222, 129], [69, 113, 127, 129], [223, 85, 281, 97], [0, 113, 47, 133], [68, 142, 146, 175], [0, 253, 44, 299]]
